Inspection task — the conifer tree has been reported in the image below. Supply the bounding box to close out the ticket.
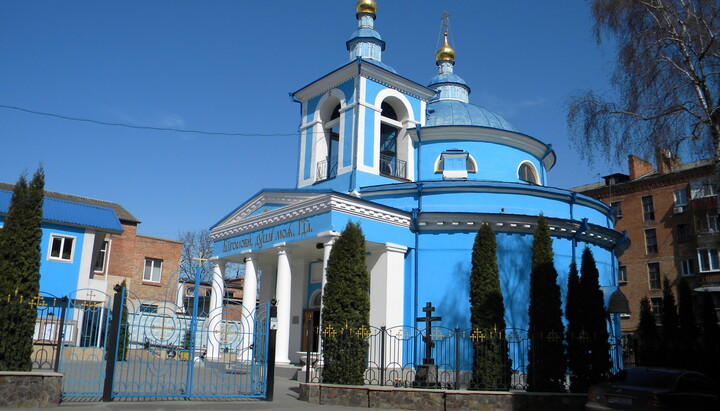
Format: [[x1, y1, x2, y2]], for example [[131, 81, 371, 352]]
[[677, 279, 699, 369], [578, 247, 610, 386], [320, 222, 370, 385], [661, 277, 681, 367], [527, 216, 566, 392], [469, 222, 509, 390], [565, 260, 586, 393], [0, 168, 44, 371], [117, 280, 130, 361], [700, 293, 720, 381], [637, 297, 659, 366]]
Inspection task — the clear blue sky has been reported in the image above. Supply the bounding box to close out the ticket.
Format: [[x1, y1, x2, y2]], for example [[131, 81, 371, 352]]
[[1, 0, 618, 239]]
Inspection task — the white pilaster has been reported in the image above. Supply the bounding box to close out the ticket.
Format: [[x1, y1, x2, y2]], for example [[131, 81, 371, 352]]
[[207, 259, 225, 360], [240, 254, 257, 362], [274, 244, 292, 364], [369, 243, 407, 329]]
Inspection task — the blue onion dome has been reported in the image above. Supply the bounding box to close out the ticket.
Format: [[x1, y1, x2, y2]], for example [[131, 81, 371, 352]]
[[347, 0, 396, 73], [426, 32, 516, 131]]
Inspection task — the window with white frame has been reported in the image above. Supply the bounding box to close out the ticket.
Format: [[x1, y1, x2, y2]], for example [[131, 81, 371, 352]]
[[143, 258, 163, 283], [93, 240, 110, 273], [696, 212, 719, 233], [650, 297, 663, 323], [518, 161, 539, 184], [434, 150, 477, 179], [673, 189, 688, 207], [611, 201, 622, 218], [642, 195, 655, 221], [681, 259, 694, 277], [645, 229, 658, 254], [618, 265, 627, 283], [48, 234, 75, 262], [690, 178, 717, 199], [698, 248, 719, 273]]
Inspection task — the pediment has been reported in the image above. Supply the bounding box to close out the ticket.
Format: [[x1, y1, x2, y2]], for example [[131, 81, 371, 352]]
[[211, 191, 324, 232]]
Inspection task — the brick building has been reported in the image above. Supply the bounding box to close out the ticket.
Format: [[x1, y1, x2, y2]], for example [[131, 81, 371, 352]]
[[574, 153, 719, 335]]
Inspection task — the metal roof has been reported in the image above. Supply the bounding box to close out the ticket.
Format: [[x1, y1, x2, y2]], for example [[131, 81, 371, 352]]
[[0, 188, 123, 233], [425, 100, 517, 131]]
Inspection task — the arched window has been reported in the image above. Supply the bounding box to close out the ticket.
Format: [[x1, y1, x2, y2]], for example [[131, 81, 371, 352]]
[[379, 101, 407, 179], [317, 102, 341, 182], [309, 290, 322, 309], [434, 150, 477, 179], [518, 161, 539, 184]]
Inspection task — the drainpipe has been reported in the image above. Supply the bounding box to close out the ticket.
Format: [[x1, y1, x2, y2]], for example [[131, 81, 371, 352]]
[[413, 124, 423, 328], [349, 58, 362, 193], [290, 93, 303, 185]]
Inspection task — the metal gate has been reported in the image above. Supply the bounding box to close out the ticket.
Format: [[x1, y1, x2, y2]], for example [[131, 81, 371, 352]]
[[104, 276, 271, 400]]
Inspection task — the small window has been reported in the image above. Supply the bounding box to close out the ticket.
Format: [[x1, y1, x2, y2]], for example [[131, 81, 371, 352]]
[[650, 297, 663, 323], [676, 224, 692, 243], [48, 234, 75, 262], [518, 162, 539, 184], [618, 265, 627, 283], [140, 304, 158, 313], [673, 189, 688, 207], [642, 196, 655, 222], [611, 201, 622, 218], [435, 150, 476, 180], [645, 229, 658, 254], [681, 259, 694, 277], [94, 240, 110, 273], [648, 262, 661, 290], [143, 258, 163, 283], [698, 248, 720, 273]]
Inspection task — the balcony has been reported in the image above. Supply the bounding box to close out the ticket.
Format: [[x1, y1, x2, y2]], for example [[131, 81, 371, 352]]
[[379, 154, 407, 180], [316, 156, 338, 182]]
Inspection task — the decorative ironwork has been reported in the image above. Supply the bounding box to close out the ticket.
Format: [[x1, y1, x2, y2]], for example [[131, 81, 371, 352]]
[[316, 156, 338, 182], [379, 154, 406, 179]]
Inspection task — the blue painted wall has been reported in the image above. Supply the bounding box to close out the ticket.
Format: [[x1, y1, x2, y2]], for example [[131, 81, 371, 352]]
[[39, 223, 85, 297]]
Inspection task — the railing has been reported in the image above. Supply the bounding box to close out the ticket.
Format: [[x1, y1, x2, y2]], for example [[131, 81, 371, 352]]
[[316, 156, 338, 182], [305, 325, 627, 391], [379, 154, 406, 179]]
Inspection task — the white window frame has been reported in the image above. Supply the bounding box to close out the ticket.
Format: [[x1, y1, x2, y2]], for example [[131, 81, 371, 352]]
[[708, 214, 719, 233], [645, 228, 658, 254], [648, 262, 661, 290], [681, 259, 694, 277], [698, 248, 720, 273], [618, 265, 627, 283], [517, 161, 539, 184], [673, 189, 688, 207], [93, 240, 111, 273], [143, 258, 163, 283], [48, 234, 76, 263]]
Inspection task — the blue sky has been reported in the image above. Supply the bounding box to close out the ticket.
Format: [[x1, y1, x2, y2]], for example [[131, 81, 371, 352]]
[[1, 0, 618, 239]]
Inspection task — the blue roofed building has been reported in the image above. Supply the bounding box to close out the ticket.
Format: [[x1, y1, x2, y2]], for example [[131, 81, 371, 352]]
[[208, 1, 629, 370]]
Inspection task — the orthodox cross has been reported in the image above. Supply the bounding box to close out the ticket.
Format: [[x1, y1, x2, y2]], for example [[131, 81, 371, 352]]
[[214, 321, 238, 345], [416, 302, 442, 365], [152, 315, 175, 342], [82, 290, 99, 309], [440, 11, 451, 33], [193, 253, 208, 267]]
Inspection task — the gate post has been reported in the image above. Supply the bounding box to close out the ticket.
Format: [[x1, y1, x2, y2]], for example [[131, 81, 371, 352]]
[[102, 284, 124, 402], [53, 296, 68, 372], [264, 299, 278, 401]]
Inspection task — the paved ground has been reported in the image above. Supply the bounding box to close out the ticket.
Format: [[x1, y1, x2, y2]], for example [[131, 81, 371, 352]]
[[6, 374, 403, 411]]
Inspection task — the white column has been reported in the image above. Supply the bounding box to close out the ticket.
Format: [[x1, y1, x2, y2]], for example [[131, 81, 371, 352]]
[[240, 254, 257, 362], [206, 259, 225, 360], [274, 244, 292, 365]]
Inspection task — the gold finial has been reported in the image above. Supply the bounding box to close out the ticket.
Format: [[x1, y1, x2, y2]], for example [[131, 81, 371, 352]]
[[436, 12, 455, 63], [356, 0, 377, 15], [435, 31, 456, 63]]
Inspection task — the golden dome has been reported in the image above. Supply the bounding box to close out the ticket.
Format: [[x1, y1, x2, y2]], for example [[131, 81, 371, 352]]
[[435, 32, 455, 63], [356, 0, 377, 14]]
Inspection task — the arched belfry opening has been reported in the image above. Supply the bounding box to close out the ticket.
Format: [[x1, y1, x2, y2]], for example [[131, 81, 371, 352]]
[[378, 97, 409, 179], [316, 99, 342, 182]]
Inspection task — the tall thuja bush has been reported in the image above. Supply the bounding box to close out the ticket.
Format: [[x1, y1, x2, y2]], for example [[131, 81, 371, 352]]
[[117, 280, 130, 361], [565, 260, 586, 393], [469, 222, 510, 390], [0, 168, 44, 371], [677, 279, 699, 370], [320, 222, 370, 385], [527, 216, 566, 392], [636, 297, 659, 366], [661, 277, 681, 367], [578, 247, 610, 386]]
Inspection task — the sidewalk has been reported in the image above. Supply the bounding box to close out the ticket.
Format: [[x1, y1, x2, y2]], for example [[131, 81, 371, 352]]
[[4, 375, 402, 411]]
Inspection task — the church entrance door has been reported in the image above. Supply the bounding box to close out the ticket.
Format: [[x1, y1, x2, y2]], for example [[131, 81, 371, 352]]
[[301, 309, 320, 352]]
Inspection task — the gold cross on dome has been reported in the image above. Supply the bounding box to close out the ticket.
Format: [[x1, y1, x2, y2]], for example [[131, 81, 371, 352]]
[[440, 11, 451, 32]]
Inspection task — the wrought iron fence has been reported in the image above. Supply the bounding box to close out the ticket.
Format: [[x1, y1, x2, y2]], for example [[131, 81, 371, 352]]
[[379, 154, 406, 179], [316, 156, 338, 182], [305, 324, 628, 391]]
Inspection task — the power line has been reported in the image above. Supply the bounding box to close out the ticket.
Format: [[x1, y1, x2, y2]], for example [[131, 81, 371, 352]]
[[0, 104, 299, 137]]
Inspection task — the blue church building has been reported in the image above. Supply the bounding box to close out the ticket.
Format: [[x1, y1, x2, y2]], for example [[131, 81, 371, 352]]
[[210, 1, 627, 365]]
